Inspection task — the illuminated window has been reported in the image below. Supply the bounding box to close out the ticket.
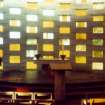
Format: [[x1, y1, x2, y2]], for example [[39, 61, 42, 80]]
[[0, 1, 4, 7], [26, 14, 38, 21], [25, 2, 38, 10], [26, 0, 37, 2], [75, 9, 88, 16], [76, 33, 87, 40], [9, 44, 20, 51], [45, 0, 54, 4], [43, 56, 54, 60], [92, 50, 103, 58], [59, 27, 70, 34], [26, 39, 37, 45], [26, 26, 38, 33], [76, 22, 87, 28], [59, 3, 71, 10], [59, 15, 71, 22], [9, 56, 20, 63], [26, 50, 38, 57], [9, 8, 21, 15], [93, 16, 104, 22], [92, 62, 103, 70], [0, 13, 4, 20], [75, 56, 86, 64], [0, 25, 4, 32], [59, 39, 70, 45], [9, 20, 21, 27], [0, 37, 3, 45], [43, 33, 54, 39], [26, 61, 37, 70], [43, 21, 54, 28], [76, 44, 86, 51], [9, 32, 21, 39], [91, 0, 105, 2], [58, 0, 72, 3], [93, 27, 104, 34], [93, 3, 104, 10], [44, 0, 54, 6], [0, 49, 3, 57], [43, 10, 55, 16], [76, 0, 87, 4], [92, 39, 103, 46], [59, 50, 70, 58], [43, 44, 54, 52]]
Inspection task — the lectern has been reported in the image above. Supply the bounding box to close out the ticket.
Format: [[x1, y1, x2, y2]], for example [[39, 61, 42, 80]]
[[34, 59, 72, 104], [50, 62, 72, 104]]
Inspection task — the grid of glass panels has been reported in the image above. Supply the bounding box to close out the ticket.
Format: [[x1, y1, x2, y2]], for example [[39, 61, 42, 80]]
[[0, 0, 105, 71]]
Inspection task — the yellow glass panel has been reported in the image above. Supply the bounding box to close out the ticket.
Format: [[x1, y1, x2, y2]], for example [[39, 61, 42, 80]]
[[76, 45, 86, 51], [43, 44, 54, 51], [59, 39, 70, 45], [81, 0, 87, 3], [59, 27, 70, 34], [76, 22, 87, 28], [44, 0, 54, 6], [76, 0, 87, 3], [9, 20, 21, 27], [93, 16, 104, 22], [0, 1, 4, 8], [43, 21, 54, 28], [75, 9, 87, 16], [93, 27, 104, 34], [0, 49, 3, 57], [59, 15, 71, 22], [25, 2, 38, 10], [92, 50, 103, 58], [0, 62, 3, 70], [26, 61, 37, 70], [0, 25, 4, 32], [76, 33, 87, 40], [26, 39, 37, 45], [45, 0, 54, 3], [9, 56, 20, 63], [59, 50, 70, 58], [43, 56, 54, 60], [59, 3, 71, 10], [9, 44, 20, 51], [26, 26, 38, 33], [93, 3, 104, 10], [92, 62, 103, 70], [75, 56, 86, 64]]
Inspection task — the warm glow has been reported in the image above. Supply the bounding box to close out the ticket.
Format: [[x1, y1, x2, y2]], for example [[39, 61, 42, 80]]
[[0, 50, 3, 57], [92, 62, 103, 70], [9, 56, 20, 63], [9, 44, 21, 51], [26, 61, 37, 69], [0, 0, 105, 71]]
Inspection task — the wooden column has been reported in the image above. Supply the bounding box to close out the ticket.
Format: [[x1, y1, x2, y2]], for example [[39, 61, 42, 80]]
[[54, 71, 65, 101], [50, 62, 72, 104]]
